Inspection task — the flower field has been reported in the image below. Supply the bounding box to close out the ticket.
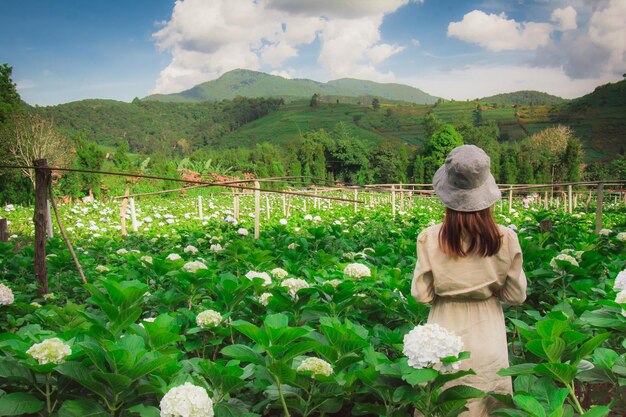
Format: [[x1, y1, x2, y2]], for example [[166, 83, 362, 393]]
[[0, 192, 625, 417]]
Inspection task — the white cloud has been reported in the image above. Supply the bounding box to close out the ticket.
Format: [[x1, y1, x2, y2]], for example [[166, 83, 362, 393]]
[[152, 0, 409, 93], [270, 69, 293, 79], [551, 6, 577, 31], [447, 10, 553, 51], [588, 0, 626, 75], [411, 38, 421, 47], [408, 65, 621, 100]]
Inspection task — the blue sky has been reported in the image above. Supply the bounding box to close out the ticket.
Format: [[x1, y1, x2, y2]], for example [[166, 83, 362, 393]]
[[1, 0, 624, 105]]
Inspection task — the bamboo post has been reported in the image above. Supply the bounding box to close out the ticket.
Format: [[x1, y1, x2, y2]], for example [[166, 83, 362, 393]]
[[568, 185, 573, 214], [0, 219, 8, 242], [544, 191, 548, 210], [508, 187, 513, 213], [46, 200, 54, 239], [120, 188, 129, 236], [391, 185, 396, 219], [286, 196, 291, 217], [265, 195, 271, 219], [129, 197, 138, 232], [354, 189, 358, 213], [254, 181, 260, 239], [198, 195, 203, 220], [33, 159, 50, 295], [595, 183, 604, 234]]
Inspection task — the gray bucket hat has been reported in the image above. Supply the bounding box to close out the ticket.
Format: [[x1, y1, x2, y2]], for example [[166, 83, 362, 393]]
[[433, 145, 501, 212]]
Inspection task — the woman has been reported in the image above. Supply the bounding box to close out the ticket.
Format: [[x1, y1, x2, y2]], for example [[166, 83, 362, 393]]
[[411, 145, 527, 417]]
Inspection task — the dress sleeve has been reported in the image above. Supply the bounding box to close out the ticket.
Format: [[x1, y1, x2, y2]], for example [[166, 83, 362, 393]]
[[498, 229, 527, 305], [411, 230, 435, 304]]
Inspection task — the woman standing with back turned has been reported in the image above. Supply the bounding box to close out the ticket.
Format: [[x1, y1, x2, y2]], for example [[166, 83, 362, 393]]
[[412, 145, 527, 417]]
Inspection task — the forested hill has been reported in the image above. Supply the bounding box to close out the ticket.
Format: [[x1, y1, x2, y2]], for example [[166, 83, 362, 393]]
[[480, 90, 566, 105], [144, 69, 440, 104]]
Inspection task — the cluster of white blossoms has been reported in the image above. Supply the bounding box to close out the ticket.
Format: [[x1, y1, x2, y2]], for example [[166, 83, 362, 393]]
[[166, 253, 182, 261], [95, 265, 110, 272], [343, 263, 372, 279], [184, 245, 199, 255], [43, 293, 56, 301], [116, 248, 128, 255], [287, 242, 299, 250], [160, 382, 214, 417], [270, 268, 289, 279], [237, 228, 249, 236], [0, 283, 14, 305], [279, 218, 288, 225], [182, 261, 208, 273], [209, 244, 223, 253], [614, 270, 626, 292], [560, 248, 585, 261], [140, 256, 153, 265], [549, 253, 579, 270], [281, 278, 310, 299], [615, 290, 626, 317], [403, 324, 464, 370], [296, 357, 334, 377], [245, 271, 272, 286], [599, 229, 612, 236], [258, 292, 272, 306], [324, 279, 342, 289], [304, 214, 313, 221], [196, 310, 222, 328], [26, 338, 72, 365], [617, 232, 626, 242]]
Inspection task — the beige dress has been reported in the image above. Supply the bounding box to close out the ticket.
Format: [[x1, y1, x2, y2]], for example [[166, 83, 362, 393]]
[[411, 224, 527, 417]]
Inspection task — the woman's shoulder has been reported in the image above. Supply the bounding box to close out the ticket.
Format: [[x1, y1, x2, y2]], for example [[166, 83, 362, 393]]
[[417, 223, 442, 243]]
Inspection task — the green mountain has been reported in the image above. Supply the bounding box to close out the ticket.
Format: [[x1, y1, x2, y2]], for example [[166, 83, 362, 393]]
[[144, 69, 440, 104], [480, 90, 566, 105]]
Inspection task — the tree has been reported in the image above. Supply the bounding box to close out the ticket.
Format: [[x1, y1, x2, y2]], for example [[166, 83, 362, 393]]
[[3, 113, 72, 187], [424, 124, 464, 167], [112, 141, 131, 170], [0, 64, 21, 125], [370, 140, 408, 183], [310, 93, 320, 108], [413, 155, 425, 183], [422, 113, 445, 140], [372, 98, 380, 111], [562, 138, 583, 182]]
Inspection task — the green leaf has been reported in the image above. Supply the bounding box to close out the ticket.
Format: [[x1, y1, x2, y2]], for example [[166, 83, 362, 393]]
[[281, 341, 319, 362], [232, 320, 269, 347], [58, 400, 109, 417], [263, 314, 289, 343], [269, 361, 296, 383], [571, 333, 610, 366], [437, 385, 485, 403], [221, 344, 265, 365], [579, 406, 610, 417], [543, 338, 566, 363], [56, 362, 107, 397], [93, 372, 133, 394], [401, 368, 438, 386], [127, 404, 160, 417], [498, 363, 538, 376], [0, 393, 44, 416], [536, 320, 568, 340], [534, 363, 577, 385], [514, 394, 546, 417]]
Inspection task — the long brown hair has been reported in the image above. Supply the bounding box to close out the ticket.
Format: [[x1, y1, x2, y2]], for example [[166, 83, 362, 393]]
[[438, 207, 502, 257]]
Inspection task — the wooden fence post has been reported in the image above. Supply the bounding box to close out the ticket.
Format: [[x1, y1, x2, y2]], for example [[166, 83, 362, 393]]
[[33, 159, 50, 295], [544, 191, 548, 210], [254, 181, 260, 239], [508, 187, 513, 213], [129, 197, 138, 232], [0, 219, 8, 242], [354, 189, 358, 213], [46, 200, 54, 239], [120, 188, 129, 236], [595, 183, 604, 234], [568, 185, 573, 214], [266, 195, 271, 219], [198, 196, 203, 220], [391, 185, 396, 219]]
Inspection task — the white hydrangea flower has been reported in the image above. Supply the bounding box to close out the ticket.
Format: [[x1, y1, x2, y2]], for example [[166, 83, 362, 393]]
[[614, 270, 626, 292], [615, 290, 626, 317], [140, 256, 153, 264], [279, 218, 288, 225], [0, 283, 14, 305], [209, 244, 223, 253], [182, 261, 208, 273], [287, 242, 299, 250], [245, 271, 272, 286], [271, 268, 289, 279], [304, 214, 313, 221], [30, 302, 42, 308], [297, 357, 333, 377], [184, 245, 199, 254], [258, 292, 272, 306], [617, 232, 626, 241], [281, 278, 310, 299], [550, 253, 579, 270], [403, 324, 464, 369], [116, 248, 128, 255], [196, 310, 222, 328], [166, 253, 182, 261], [43, 293, 56, 301], [26, 338, 72, 365], [599, 229, 612, 236], [324, 279, 342, 289], [237, 228, 249, 236], [313, 215, 322, 222], [343, 263, 372, 279], [95, 265, 109, 272], [160, 382, 214, 417]]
